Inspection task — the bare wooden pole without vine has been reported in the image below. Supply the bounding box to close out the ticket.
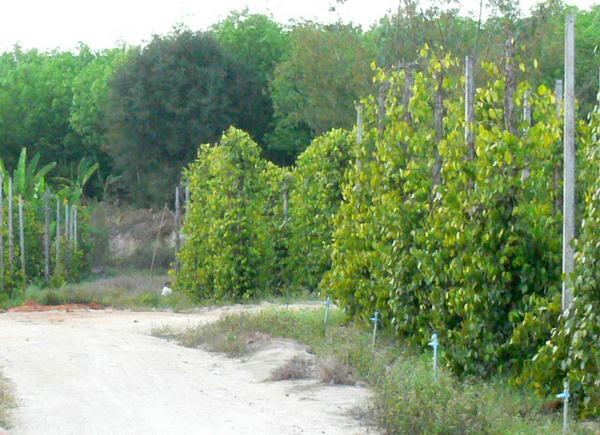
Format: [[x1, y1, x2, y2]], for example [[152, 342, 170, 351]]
[[185, 183, 190, 213], [355, 103, 364, 191], [8, 178, 14, 274], [554, 79, 563, 216], [562, 14, 576, 312], [65, 203, 70, 240], [0, 175, 4, 291], [44, 192, 51, 283], [73, 206, 78, 251], [150, 205, 167, 275], [18, 196, 25, 280], [175, 186, 181, 273], [55, 197, 61, 271]]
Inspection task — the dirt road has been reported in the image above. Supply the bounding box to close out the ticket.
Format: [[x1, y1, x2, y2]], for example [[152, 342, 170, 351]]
[[0, 305, 371, 434]]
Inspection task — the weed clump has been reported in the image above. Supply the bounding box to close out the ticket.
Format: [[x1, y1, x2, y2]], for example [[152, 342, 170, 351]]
[[0, 371, 15, 429], [269, 355, 316, 381]]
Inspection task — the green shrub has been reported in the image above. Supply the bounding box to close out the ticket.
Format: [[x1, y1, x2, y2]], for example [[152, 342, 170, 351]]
[[287, 129, 352, 292], [323, 53, 585, 377], [176, 127, 278, 301]]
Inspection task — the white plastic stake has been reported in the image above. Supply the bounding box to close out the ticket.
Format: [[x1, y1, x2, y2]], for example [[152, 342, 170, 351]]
[[323, 296, 331, 329], [556, 380, 570, 434], [429, 333, 439, 379], [371, 311, 380, 350]]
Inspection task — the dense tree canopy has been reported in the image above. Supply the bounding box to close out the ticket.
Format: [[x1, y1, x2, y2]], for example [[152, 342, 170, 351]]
[[104, 30, 267, 205], [268, 22, 374, 164], [0, 1, 596, 206]]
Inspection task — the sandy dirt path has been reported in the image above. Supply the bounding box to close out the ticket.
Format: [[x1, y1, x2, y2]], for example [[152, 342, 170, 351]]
[[0, 305, 372, 435]]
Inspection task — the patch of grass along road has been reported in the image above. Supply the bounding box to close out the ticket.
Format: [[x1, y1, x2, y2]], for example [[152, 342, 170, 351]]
[[0, 272, 194, 312], [0, 272, 317, 313], [0, 370, 15, 429], [152, 308, 593, 435]]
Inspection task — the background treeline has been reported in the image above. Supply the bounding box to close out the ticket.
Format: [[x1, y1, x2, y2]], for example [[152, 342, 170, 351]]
[[0, 1, 597, 206]]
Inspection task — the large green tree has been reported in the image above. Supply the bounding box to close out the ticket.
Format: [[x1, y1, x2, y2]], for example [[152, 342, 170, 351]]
[[268, 22, 374, 164], [69, 47, 129, 195], [105, 29, 267, 205], [0, 47, 92, 178]]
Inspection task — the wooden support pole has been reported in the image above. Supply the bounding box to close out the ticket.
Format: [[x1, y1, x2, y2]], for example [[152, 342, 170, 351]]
[[8, 178, 14, 274], [150, 205, 167, 275], [504, 33, 518, 136], [465, 56, 476, 192], [432, 68, 444, 189], [0, 174, 4, 291], [562, 14, 576, 312], [355, 103, 364, 191], [522, 91, 532, 180], [18, 196, 25, 280], [65, 203, 70, 240], [44, 192, 50, 283], [185, 183, 190, 213], [73, 205, 78, 251], [465, 56, 476, 160], [554, 79, 563, 215], [56, 197, 61, 270], [175, 186, 181, 273], [282, 178, 289, 226]]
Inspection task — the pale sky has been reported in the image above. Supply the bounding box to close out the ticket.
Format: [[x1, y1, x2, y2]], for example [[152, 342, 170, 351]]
[[0, 0, 597, 51]]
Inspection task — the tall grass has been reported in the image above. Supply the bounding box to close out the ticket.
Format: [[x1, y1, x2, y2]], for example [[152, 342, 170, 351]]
[[153, 308, 594, 434], [0, 272, 193, 312]]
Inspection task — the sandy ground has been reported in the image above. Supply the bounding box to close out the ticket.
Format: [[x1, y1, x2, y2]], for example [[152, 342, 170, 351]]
[[0, 304, 374, 435]]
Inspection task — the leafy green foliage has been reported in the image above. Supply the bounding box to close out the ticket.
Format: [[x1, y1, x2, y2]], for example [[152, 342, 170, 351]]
[[322, 53, 589, 381], [105, 29, 270, 206], [287, 129, 352, 291], [522, 102, 600, 417], [268, 22, 375, 164], [176, 128, 278, 300], [0, 149, 93, 295]]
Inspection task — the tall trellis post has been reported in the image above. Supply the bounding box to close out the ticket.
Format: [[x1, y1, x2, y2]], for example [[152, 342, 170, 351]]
[[562, 14, 576, 312], [355, 103, 364, 191], [18, 196, 25, 280], [73, 205, 78, 251], [44, 191, 51, 283], [554, 79, 563, 215], [55, 197, 61, 271], [8, 178, 14, 274], [465, 56, 476, 191], [0, 175, 4, 291], [175, 185, 181, 273]]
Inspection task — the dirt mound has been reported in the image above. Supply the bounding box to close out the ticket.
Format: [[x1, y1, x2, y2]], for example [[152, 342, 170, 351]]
[[8, 300, 103, 313]]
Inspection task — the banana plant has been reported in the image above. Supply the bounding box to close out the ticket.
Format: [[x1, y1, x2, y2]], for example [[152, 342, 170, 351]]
[[6, 148, 56, 198], [55, 157, 99, 203]]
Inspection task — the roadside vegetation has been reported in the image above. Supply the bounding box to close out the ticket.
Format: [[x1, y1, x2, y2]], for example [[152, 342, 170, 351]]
[[0, 371, 14, 429], [0, 271, 316, 312], [153, 308, 595, 435], [0, 272, 187, 311]]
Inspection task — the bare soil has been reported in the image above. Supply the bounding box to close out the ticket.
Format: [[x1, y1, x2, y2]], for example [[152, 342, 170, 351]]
[[0, 304, 372, 434]]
